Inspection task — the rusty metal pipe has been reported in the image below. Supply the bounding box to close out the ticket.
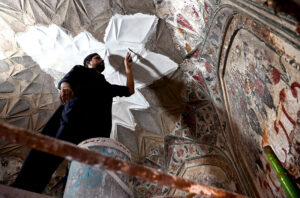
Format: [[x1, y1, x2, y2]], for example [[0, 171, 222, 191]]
[[0, 122, 247, 198]]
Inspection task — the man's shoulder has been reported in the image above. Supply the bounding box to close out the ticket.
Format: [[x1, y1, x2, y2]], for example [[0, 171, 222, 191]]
[[72, 65, 86, 70], [68, 65, 90, 73]]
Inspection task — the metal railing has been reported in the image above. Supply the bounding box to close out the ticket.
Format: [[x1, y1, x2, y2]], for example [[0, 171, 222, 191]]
[[0, 122, 247, 198]]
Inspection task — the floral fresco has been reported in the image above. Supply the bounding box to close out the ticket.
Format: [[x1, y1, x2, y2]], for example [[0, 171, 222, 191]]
[[155, 0, 214, 57], [221, 28, 299, 197]]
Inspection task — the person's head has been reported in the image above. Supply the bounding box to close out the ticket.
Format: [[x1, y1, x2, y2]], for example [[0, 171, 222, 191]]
[[83, 53, 105, 73]]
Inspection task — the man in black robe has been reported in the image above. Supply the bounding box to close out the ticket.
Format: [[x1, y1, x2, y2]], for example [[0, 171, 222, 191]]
[[12, 52, 134, 193]]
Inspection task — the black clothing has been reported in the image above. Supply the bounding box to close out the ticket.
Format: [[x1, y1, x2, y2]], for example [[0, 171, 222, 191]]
[[58, 66, 130, 138], [12, 65, 130, 193]]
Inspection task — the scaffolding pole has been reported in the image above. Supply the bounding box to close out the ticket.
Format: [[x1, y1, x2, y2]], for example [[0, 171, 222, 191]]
[[0, 122, 247, 198]]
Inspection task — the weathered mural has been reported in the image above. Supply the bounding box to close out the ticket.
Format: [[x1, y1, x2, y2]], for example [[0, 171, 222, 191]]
[[154, 0, 300, 197], [219, 13, 300, 197], [132, 59, 245, 197], [155, 0, 214, 57]]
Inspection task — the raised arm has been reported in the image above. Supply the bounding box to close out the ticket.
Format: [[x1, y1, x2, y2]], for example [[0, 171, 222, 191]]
[[124, 52, 134, 95]]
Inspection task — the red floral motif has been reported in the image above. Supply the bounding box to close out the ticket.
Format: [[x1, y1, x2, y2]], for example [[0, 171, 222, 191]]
[[271, 69, 280, 85], [191, 47, 201, 58], [279, 121, 291, 144], [274, 120, 279, 134], [274, 88, 296, 144], [192, 71, 207, 91], [291, 82, 300, 98], [177, 13, 195, 32], [166, 147, 173, 161], [279, 89, 296, 127], [192, 5, 199, 17], [205, 113, 210, 119], [145, 191, 152, 198], [280, 148, 287, 166], [176, 149, 184, 157], [266, 164, 280, 192], [255, 79, 264, 96], [204, 2, 210, 14], [279, 88, 286, 102], [205, 61, 212, 73], [263, 180, 276, 198]]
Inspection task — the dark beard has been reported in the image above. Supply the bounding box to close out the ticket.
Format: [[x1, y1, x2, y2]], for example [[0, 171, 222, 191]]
[[95, 62, 105, 73]]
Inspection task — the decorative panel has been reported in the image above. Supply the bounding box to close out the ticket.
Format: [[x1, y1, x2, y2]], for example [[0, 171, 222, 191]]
[[219, 13, 300, 197]]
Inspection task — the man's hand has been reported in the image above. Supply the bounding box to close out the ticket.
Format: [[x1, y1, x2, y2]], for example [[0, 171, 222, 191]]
[[124, 52, 132, 72], [124, 52, 134, 95], [60, 82, 74, 105]]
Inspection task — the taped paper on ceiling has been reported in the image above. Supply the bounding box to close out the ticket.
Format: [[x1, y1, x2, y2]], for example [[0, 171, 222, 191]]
[[16, 13, 178, 138]]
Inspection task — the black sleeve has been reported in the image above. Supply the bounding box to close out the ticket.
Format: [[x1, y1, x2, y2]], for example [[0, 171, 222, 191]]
[[57, 66, 82, 90], [40, 104, 64, 137], [110, 84, 131, 97]]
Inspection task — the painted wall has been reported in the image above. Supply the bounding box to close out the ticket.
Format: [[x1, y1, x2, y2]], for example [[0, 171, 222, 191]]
[[152, 0, 299, 197]]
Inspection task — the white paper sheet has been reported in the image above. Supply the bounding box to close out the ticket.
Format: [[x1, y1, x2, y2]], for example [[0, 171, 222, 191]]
[[16, 13, 178, 138]]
